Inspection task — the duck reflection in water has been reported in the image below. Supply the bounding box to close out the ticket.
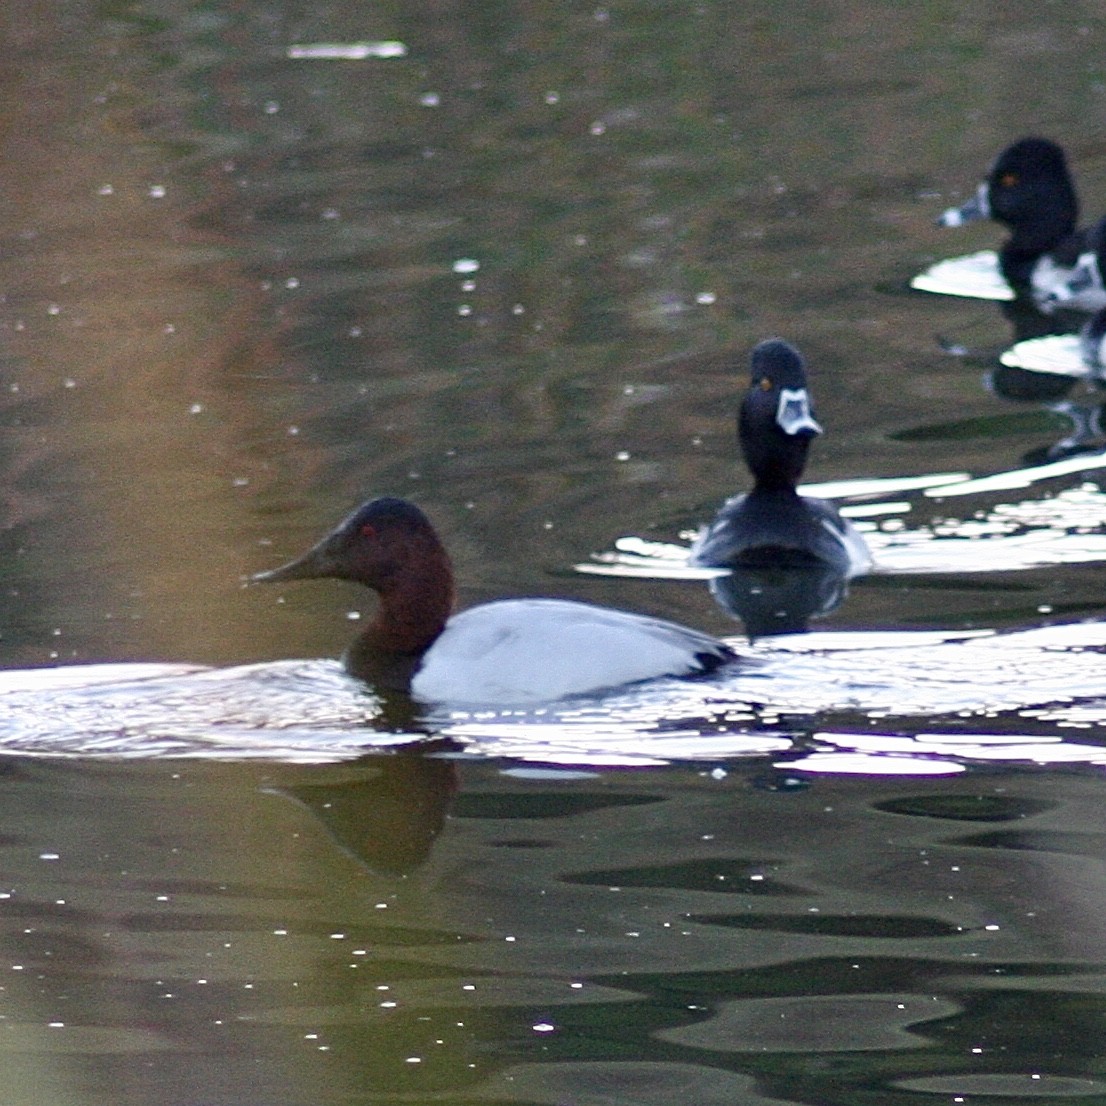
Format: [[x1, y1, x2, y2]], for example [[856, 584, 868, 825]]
[[708, 563, 851, 639], [273, 752, 458, 875], [988, 304, 1106, 463], [691, 339, 870, 636]]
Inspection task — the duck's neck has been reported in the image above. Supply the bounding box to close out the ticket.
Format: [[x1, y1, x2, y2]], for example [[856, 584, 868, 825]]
[[741, 409, 810, 494], [344, 546, 455, 690], [747, 449, 807, 494]]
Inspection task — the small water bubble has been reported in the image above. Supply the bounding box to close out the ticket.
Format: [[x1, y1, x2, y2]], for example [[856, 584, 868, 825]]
[[695, 291, 717, 305], [147, 184, 166, 199], [419, 92, 441, 107], [452, 258, 480, 275], [97, 183, 114, 196], [349, 326, 363, 337], [615, 450, 630, 461], [544, 90, 560, 104], [589, 120, 607, 136], [457, 304, 473, 317], [285, 277, 300, 290], [189, 403, 204, 415], [320, 208, 340, 220], [461, 280, 476, 292], [264, 100, 280, 115]]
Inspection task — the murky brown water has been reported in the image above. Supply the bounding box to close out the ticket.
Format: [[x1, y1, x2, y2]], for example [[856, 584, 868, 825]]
[[2, 1, 1106, 1102]]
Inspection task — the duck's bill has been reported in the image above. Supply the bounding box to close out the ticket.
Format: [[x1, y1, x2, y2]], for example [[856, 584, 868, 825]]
[[251, 544, 334, 584], [776, 388, 823, 437], [936, 183, 990, 227]]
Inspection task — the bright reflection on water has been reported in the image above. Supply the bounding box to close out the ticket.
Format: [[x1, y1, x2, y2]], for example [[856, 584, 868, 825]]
[[582, 467, 1106, 575], [3, 620, 1106, 770]]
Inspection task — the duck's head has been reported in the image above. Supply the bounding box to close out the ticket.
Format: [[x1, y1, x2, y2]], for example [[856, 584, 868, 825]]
[[939, 137, 1077, 253], [739, 339, 823, 491], [253, 496, 456, 685], [252, 496, 448, 592]]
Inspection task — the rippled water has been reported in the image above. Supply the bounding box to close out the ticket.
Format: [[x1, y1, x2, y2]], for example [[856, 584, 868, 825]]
[[3, 2, 1106, 1103]]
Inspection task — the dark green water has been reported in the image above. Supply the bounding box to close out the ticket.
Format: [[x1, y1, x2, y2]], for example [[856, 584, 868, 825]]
[[2, 1, 1106, 1102]]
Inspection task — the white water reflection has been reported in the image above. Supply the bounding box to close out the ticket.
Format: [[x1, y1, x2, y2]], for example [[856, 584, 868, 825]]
[[0, 622, 1104, 767], [910, 249, 1015, 301], [1000, 334, 1088, 377], [286, 41, 408, 60], [580, 471, 1106, 576]]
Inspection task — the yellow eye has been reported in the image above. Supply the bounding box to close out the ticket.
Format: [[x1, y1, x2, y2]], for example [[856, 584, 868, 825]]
[[759, 376, 772, 391], [1000, 172, 1018, 187]]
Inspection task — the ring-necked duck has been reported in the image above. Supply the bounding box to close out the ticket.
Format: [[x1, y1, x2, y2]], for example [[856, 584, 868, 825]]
[[254, 497, 736, 705], [690, 339, 872, 576], [913, 137, 1106, 312]]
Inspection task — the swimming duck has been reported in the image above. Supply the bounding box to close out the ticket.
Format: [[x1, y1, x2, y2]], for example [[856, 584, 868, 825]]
[[1038, 215, 1106, 312], [253, 497, 736, 705], [690, 339, 872, 576], [913, 137, 1106, 311]]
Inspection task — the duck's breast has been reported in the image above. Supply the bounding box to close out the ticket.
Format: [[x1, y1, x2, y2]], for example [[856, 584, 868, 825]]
[[691, 493, 871, 576], [410, 598, 733, 705]]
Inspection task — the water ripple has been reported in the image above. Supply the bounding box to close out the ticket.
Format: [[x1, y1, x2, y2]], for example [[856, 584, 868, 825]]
[[0, 623, 1104, 767]]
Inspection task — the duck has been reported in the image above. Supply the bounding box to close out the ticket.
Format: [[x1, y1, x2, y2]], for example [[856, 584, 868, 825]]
[[1038, 215, 1106, 312], [252, 496, 737, 705], [690, 339, 872, 576], [913, 137, 1106, 312]]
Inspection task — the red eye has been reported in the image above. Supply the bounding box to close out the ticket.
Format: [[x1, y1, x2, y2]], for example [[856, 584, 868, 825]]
[[360, 524, 377, 538]]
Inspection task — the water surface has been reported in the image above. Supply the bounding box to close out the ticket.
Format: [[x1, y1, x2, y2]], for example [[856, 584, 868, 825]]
[[2, 2, 1106, 1103]]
